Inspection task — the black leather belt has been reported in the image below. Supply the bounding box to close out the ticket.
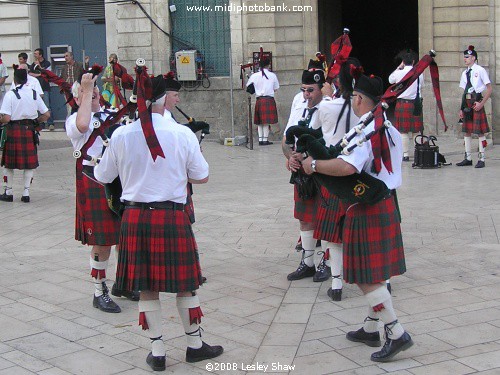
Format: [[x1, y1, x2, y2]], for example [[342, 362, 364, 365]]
[[123, 200, 184, 210], [257, 96, 273, 99]]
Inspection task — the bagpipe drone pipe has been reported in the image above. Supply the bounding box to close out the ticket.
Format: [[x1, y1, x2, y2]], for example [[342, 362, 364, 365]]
[[289, 50, 447, 205]]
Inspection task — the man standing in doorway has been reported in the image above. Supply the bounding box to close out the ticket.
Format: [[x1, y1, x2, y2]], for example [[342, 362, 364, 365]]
[[30, 48, 55, 130]]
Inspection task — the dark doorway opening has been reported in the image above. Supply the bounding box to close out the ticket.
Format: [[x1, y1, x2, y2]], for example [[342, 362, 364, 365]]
[[318, 0, 419, 89]]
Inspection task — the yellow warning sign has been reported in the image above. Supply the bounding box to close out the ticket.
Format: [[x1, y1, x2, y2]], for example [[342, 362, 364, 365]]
[[181, 56, 190, 64]]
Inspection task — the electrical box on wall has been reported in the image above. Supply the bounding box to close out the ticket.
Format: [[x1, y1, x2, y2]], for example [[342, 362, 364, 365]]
[[175, 50, 197, 81]]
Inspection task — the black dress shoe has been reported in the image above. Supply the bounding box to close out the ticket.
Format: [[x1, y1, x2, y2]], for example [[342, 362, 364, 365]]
[[0, 193, 13, 202], [371, 331, 413, 362], [146, 352, 166, 371], [313, 257, 331, 282], [327, 287, 342, 301], [111, 283, 140, 301], [21, 196, 30, 203], [475, 160, 485, 168], [287, 260, 316, 281], [402, 156, 410, 162], [93, 284, 121, 313], [258, 141, 264, 145], [346, 327, 381, 347], [186, 341, 224, 363], [456, 159, 473, 166]]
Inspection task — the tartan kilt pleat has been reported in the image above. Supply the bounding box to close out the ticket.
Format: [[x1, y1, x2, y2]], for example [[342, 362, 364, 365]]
[[116, 207, 202, 293], [293, 184, 317, 223], [314, 186, 347, 243], [1, 122, 39, 170], [75, 173, 120, 246], [462, 107, 490, 134], [342, 196, 406, 284], [254, 97, 278, 125], [394, 100, 423, 133]]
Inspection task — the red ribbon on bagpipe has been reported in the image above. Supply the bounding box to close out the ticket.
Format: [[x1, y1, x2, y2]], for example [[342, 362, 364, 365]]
[[111, 62, 135, 107], [326, 28, 352, 84], [39, 69, 79, 112], [134, 60, 165, 161]]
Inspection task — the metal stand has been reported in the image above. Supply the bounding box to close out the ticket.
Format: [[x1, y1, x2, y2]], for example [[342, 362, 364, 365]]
[[247, 95, 253, 150]]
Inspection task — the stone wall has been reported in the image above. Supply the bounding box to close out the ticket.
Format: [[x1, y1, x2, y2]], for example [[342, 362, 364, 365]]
[[0, 3, 40, 83]]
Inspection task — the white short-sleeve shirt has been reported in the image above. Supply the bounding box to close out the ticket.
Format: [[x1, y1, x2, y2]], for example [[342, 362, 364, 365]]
[[459, 63, 491, 94], [0, 85, 48, 120]]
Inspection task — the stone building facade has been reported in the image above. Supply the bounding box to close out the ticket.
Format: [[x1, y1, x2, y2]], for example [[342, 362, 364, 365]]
[[0, 0, 497, 142]]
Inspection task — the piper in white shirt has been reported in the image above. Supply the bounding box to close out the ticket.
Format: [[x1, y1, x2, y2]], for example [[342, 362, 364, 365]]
[[456, 45, 492, 168], [303, 72, 413, 363], [95, 73, 223, 370], [0, 67, 49, 203], [246, 57, 279, 145], [388, 49, 424, 161]]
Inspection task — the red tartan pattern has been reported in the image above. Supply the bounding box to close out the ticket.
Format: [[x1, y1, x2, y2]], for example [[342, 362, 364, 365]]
[[116, 207, 203, 293], [1, 122, 39, 170], [293, 185, 317, 223], [75, 170, 120, 246], [254, 97, 278, 125], [462, 106, 490, 134], [342, 196, 406, 284], [314, 186, 347, 244], [394, 99, 423, 133]]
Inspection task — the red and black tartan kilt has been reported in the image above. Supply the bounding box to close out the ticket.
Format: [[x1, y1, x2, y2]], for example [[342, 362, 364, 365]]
[[462, 106, 490, 134], [394, 99, 423, 133], [342, 196, 406, 284], [116, 207, 202, 293], [75, 170, 120, 246], [254, 97, 278, 125], [314, 186, 347, 244], [293, 184, 317, 223], [1, 121, 39, 170]]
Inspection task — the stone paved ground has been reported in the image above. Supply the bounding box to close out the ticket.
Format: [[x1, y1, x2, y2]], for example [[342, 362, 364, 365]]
[[0, 129, 499, 375]]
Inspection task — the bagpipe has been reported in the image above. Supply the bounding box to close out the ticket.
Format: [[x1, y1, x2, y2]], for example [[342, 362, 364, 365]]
[[287, 50, 448, 205], [175, 105, 210, 143], [74, 58, 148, 217]]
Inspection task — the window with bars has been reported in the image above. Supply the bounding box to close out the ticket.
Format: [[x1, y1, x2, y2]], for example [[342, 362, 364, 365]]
[[170, 0, 231, 77]]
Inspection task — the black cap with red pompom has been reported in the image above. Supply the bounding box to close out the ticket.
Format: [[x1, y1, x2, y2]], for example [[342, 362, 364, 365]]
[[351, 65, 383, 102], [463, 45, 478, 59], [164, 71, 181, 92], [77, 64, 104, 85], [12, 64, 28, 85]]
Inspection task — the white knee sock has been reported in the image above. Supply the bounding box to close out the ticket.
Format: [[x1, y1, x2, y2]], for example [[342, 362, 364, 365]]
[[464, 137, 472, 160], [177, 295, 203, 349], [363, 306, 380, 333], [324, 241, 342, 289], [263, 125, 270, 141], [365, 286, 404, 339], [139, 299, 165, 357], [402, 133, 409, 157], [257, 125, 264, 141], [4, 168, 13, 195], [478, 136, 486, 160], [23, 169, 34, 196], [90, 256, 108, 297], [300, 230, 316, 267]]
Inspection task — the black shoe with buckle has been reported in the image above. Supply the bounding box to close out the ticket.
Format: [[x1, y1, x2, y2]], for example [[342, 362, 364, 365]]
[[0, 193, 13, 202], [475, 160, 485, 168], [259, 141, 264, 145], [111, 283, 140, 301], [313, 251, 331, 282], [287, 260, 316, 281], [186, 341, 224, 363], [371, 324, 413, 362], [93, 282, 121, 313], [456, 159, 472, 166], [346, 327, 381, 347], [21, 196, 30, 203], [146, 352, 166, 371]]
